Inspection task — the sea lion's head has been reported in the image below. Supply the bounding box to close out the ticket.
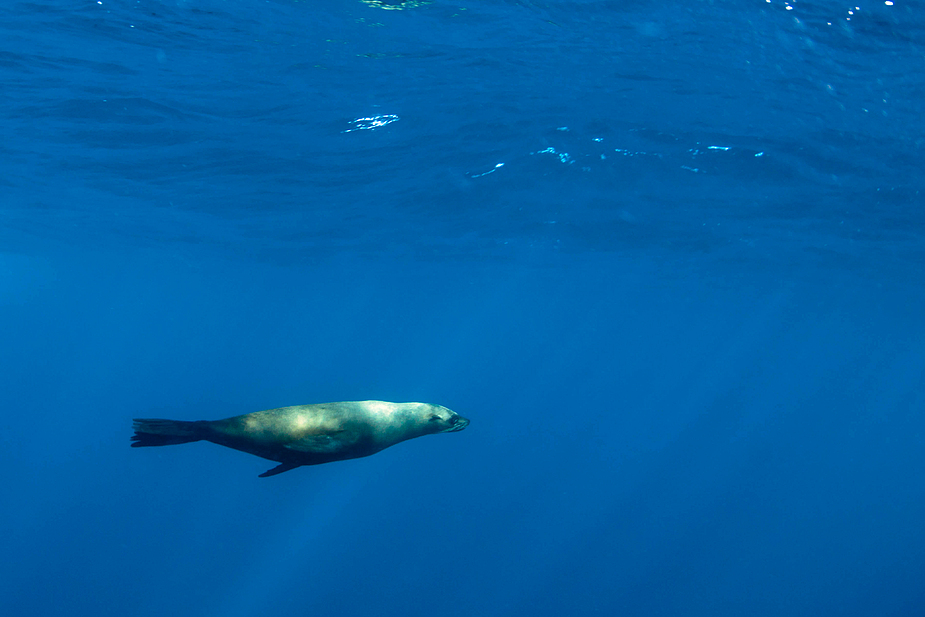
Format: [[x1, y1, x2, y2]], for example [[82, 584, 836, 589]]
[[369, 401, 469, 448], [424, 404, 470, 434]]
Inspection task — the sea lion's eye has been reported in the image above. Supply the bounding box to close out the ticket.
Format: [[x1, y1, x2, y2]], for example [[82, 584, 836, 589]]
[[429, 415, 441, 422]]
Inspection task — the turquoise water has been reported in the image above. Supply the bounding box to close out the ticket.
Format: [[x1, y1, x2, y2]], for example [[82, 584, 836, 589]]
[[2, 1, 923, 615]]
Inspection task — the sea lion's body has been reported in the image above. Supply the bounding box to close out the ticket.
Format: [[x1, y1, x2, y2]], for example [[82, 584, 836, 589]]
[[132, 401, 469, 477]]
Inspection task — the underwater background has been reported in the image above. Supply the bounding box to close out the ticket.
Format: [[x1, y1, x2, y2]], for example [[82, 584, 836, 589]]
[[2, 0, 924, 615]]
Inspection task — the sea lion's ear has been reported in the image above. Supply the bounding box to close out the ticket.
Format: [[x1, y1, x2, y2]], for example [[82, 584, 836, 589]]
[[258, 462, 300, 478]]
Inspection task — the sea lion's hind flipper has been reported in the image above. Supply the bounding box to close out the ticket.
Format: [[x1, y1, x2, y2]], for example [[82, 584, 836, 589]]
[[258, 462, 301, 478], [131, 419, 205, 447]]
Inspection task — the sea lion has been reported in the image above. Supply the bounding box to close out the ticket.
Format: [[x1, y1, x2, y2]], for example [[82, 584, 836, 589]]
[[131, 400, 469, 477]]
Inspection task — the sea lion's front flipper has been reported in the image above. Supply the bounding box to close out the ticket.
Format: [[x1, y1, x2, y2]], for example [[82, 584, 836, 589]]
[[258, 462, 300, 478], [285, 431, 353, 454]]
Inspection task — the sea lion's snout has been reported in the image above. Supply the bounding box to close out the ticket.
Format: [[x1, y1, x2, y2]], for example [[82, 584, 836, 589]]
[[444, 414, 470, 432]]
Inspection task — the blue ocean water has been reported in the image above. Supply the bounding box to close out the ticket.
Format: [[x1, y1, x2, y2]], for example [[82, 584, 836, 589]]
[[2, 0, 924, 615]]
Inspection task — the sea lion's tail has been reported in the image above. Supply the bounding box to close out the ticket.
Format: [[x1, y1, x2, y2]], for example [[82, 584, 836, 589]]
[[131, 419, 205, 447]]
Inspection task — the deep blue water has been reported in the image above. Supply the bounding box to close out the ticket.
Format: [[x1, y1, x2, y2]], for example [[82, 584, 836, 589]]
[[2, 0, 924, 615]]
